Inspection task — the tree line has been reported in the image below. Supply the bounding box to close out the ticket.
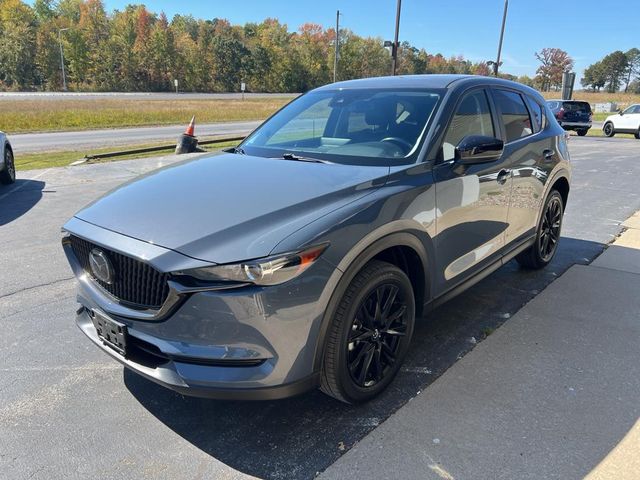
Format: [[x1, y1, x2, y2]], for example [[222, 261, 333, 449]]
[[1, 1, 634, 94], [0, 0, 502, 93], [581, 49, 640, 93]]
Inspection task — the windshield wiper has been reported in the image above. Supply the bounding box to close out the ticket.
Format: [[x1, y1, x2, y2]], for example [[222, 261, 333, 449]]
[[280, 152, 330, 164], [224, 146, 246, 155]]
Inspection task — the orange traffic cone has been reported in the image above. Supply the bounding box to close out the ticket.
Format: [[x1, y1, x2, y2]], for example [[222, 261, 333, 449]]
[[185, 116, 195, 136], [175, 116, 199, 154]]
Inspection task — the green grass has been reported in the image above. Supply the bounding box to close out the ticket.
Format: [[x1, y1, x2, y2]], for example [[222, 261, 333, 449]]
[[0, 98, 290, 134], [15, 140, 239, 171]]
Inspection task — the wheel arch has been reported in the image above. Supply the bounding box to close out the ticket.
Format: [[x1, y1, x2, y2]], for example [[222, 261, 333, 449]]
[[312, 229, 432, 372]]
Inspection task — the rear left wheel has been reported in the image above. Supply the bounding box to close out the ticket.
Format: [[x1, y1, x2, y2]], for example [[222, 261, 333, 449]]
[[576, 129, 588, 136], [320, 260, 415, 404], [0, 146, 15, 185], [516, 190, 564, 269], [634, 129, 640, 140]]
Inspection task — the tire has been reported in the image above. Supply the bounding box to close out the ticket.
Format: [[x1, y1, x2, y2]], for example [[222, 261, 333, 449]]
[[0, 145, 16, 185], [320, 260, 415, 404], [634, 129, 640, 140], [576, 129, 588, 136], [603, 122, 615, 137], [516, 190, 564, 269]]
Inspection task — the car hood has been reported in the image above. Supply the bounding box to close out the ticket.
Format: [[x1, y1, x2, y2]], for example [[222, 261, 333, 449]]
[[73, 153, 389, 264]]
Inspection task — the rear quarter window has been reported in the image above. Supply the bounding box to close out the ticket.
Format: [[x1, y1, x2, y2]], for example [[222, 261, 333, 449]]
[[524, 96, 544, 132]]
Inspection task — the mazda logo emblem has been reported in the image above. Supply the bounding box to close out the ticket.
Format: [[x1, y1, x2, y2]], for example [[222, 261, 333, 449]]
[[89, 248, 115, 285]]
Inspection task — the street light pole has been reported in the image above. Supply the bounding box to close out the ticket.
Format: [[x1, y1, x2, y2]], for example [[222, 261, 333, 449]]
[[391, 0, 402, 76], [333, 10, 340, 83], [58, 28, 69, 91], [494, 0, 508, 76]]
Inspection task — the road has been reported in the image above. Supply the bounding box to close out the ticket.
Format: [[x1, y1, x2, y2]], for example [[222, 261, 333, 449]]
[[1, 137, 639, 480], [10, 120, 262, 154]]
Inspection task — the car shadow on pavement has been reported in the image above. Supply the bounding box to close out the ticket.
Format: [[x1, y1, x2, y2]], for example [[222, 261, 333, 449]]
[[0, 179, 45, 226], [125, 236, 605, 480]]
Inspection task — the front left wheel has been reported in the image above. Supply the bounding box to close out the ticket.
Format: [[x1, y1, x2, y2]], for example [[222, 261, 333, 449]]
[[320, 260, 415, 404], [0, 146, 15, 185]]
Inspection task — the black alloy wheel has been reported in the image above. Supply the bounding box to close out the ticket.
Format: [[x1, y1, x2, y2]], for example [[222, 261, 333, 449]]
[[603, 122, 615, 137], [320, 260, 415, 404], [347, 283, 408, 388], [538, 194, 562, 262], [516, 189, 564, 269]]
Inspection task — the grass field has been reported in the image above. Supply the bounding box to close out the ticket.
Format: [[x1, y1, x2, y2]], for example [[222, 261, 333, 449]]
[[15, 140, 238, 171], [0, 98, 290, 134], [2, 89, 638, 136]]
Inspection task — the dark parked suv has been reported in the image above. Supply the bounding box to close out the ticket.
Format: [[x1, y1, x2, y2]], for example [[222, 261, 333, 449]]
[[546, 100, 592, 136], [62, 75, 571, 403]]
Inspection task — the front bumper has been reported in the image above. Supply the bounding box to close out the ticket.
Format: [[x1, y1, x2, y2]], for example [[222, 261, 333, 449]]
[[64, 218, 340, 400], [77, 308, 320, 399]]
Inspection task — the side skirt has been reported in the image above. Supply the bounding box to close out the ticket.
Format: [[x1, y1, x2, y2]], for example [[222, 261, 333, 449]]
[[424, 234, 536, 313]]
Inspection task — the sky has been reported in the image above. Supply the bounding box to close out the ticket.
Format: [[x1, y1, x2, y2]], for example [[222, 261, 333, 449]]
[[94, 0, 639, 80]]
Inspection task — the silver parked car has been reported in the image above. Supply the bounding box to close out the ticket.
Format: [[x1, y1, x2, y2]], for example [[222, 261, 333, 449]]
[[62, 75, 571, 403], [0, 131, 15, 185]]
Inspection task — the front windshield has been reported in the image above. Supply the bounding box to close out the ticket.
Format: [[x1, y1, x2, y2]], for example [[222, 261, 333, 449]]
[[241, 88, 442, 165]]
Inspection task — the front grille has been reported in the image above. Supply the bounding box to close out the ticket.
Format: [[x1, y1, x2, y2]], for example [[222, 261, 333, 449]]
[[69, 235, 170, 309]]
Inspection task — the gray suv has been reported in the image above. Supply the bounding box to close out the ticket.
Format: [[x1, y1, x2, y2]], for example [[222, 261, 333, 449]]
[[62, 75, 571, 403]]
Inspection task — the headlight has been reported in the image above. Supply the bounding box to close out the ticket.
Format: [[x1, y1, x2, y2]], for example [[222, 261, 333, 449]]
[[176, 244, 329, 286]]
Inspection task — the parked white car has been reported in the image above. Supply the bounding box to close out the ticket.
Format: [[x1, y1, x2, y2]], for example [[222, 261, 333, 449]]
[[602, 104, 640, 138], [0, 131, 16, 185]]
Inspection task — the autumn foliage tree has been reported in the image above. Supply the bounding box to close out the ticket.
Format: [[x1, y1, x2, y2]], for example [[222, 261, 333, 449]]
[[1, 0, 528, 93], [534, 48, 574, 91]]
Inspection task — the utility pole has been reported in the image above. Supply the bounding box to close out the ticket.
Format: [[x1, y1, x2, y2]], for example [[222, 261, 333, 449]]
[[493, 0, 508, 76], [333, 10, 340, 83], [391, 0, 402, 76], [58, 28, 69, 91]]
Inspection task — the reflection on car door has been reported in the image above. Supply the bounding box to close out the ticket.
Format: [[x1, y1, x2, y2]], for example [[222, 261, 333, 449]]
[[432, 88, 512, 294], [491, 88, 549, 247]]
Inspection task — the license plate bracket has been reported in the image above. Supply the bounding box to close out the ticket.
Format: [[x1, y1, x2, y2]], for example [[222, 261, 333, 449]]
[[92, 310, 128, 356]]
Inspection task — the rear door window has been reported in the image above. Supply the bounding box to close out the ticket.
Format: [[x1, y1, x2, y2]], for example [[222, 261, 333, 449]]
[[493, 89, 533, 143]]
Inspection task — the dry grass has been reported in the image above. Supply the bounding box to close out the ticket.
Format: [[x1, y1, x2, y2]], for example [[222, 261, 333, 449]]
[[541, 90, 640, 107], [0, 98, 289, 134]]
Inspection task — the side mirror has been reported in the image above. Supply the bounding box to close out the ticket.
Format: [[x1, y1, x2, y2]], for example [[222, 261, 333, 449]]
[[455, 135, 504, 164], [618, 108, 623, 115]]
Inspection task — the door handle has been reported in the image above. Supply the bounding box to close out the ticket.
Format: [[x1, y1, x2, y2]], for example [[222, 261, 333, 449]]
[[497, 169, 511, 184], [543, 149, 555, 160]]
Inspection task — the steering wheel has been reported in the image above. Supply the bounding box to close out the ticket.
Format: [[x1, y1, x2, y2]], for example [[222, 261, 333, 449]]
[[381, 137, 413, 152]]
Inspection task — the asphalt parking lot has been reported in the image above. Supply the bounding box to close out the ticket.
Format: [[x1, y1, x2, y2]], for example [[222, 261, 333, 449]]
[[1, 136, 639, 480]]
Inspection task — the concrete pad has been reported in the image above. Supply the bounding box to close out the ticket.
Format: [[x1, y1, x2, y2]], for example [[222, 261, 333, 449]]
[[613, 228, 640, 249], [592, 245, 640, 275], [320, 265, 640, 480], [622, 211, 640, 230]]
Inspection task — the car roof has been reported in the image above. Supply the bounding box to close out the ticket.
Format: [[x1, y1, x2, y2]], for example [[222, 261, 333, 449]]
[[315, 74, 530, 91]]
